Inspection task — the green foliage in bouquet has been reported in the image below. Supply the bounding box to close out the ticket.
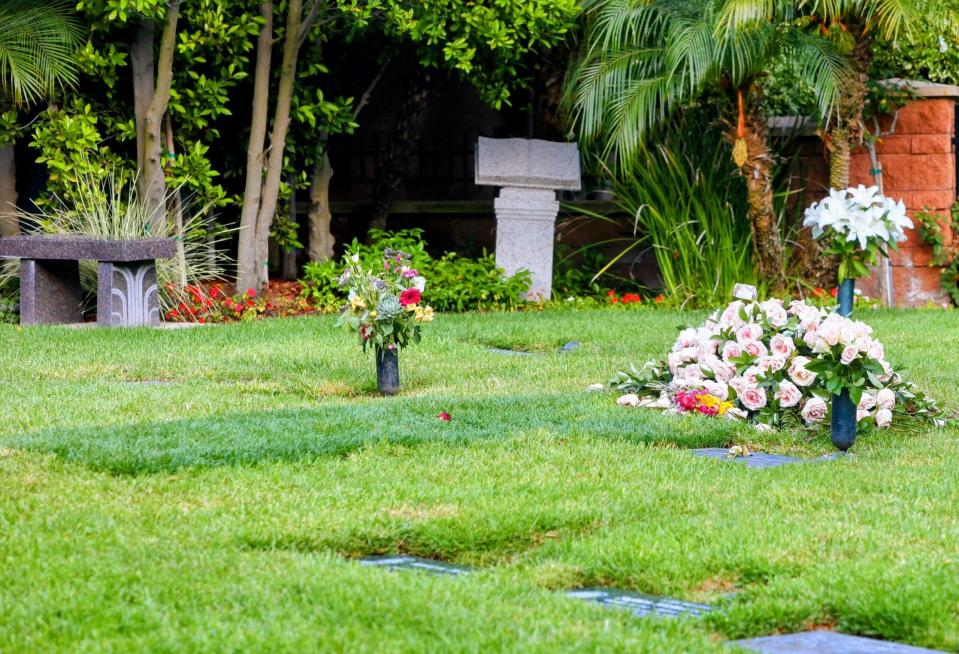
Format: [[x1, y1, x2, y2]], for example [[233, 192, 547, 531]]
[[334, 248, 434, 352]]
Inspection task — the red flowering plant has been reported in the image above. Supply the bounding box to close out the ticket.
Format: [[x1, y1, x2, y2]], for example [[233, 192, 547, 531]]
[[335, 248, 434, 352], [607, 290, 643, 305], [165, 284, 312, 323]]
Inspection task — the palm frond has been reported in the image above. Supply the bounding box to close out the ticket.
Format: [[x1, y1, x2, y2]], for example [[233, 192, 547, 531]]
[[0, 0, 83, 109]]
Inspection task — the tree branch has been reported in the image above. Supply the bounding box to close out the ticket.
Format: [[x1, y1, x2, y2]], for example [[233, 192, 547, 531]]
[[352, 57, 390, 120], [296, 0, 324, 50]]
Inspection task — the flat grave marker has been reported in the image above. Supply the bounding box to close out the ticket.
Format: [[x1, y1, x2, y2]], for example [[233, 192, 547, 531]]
[[486, 341, 581, 356], [359, 555, 471, 576], [691, 449, 846, 469], [566, 588, 712, 619], [733, 631, 946, 653]]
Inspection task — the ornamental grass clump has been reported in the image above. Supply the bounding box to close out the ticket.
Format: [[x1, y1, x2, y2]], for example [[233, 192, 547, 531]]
[[336, 248, 434, 352], [803, 184, 913, 281], [614, 289, 944, 431]]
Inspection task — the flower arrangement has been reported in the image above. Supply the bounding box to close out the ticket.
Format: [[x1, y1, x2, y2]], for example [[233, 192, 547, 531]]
[[613, 287, 943, 430], [335, 248, 434, 352], [803, 185, 913, 281]]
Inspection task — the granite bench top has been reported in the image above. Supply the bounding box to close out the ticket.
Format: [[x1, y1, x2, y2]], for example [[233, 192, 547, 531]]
[[0, 235, 176, 262]]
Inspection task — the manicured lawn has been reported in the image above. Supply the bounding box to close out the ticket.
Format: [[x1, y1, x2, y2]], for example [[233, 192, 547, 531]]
[[1, 308, 958, 652]]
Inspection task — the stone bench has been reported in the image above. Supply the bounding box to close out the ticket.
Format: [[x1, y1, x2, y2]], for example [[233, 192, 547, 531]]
[[0, 235, 176, 327]]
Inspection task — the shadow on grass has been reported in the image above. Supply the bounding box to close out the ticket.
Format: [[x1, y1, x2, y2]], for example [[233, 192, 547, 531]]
[[4, 393, 738, 475]]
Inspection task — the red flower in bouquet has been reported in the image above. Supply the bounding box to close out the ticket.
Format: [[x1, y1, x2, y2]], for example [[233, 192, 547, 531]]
[[399, 288, 422, 306]]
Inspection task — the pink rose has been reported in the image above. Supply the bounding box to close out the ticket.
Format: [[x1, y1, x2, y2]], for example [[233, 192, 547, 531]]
[[760, 299, 788, 328], [741, 366, 762, 386], [879, 359, 894, 383], [739, 386, 767, 411], [743, 341, 768, 358], [721, 341, 743, 362], [867, 341, 885, 361], [712, 362, 735, 382], [788, 356, 816, 387], [774, 380, 802, 408], [756, 355, 785, 373], [840, 345, 859, 365], [818, 322, 841, 347], [876, 388, 895, 410], [674, 328, 698, 350], [769, 334, 795, 358], [703, 380, 729, 401], [875, 408, 892, 428], [800, 397, 827, 423], [736, 323, 763, 344], [858, 392, 876, 411], [729, 376, 747, 395], [719, 301, 746, 328]]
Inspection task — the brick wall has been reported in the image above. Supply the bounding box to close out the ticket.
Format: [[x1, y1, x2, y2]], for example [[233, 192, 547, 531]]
[[796, 84, 957, 306], [853, 95, 955, 306]]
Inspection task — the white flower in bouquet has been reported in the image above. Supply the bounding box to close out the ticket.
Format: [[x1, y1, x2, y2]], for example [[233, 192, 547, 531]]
[[803, 186, 913, 280]]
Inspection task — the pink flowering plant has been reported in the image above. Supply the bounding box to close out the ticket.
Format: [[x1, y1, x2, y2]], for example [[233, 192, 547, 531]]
[[614, 285, 943, 430], [803, 185, 912, 281], [335, 248, 434, 352]]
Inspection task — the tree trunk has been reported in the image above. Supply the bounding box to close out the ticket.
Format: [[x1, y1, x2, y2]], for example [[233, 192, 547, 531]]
[[129, 21, 154, 173], [307, 147, 335, 261], [236, 1, 274, 293], [369, 70, 434, 233], [238, 0, 321, 290], [795, 35, 872, 289], [0, 143, 18, 236], [140, 4, 178, 232], [164, 116, 187, 289], [736, 113, 786, 293], [251, 0, 304, 289]]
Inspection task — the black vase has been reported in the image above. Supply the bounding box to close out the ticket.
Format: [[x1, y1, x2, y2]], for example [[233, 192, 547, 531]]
[[376, 347, 400, 395], [830, 278, 857, 451], [831, 389, 857, 451]]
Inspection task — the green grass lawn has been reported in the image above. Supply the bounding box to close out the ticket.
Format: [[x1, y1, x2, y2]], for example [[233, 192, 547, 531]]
[[1, 308, 958, 653]]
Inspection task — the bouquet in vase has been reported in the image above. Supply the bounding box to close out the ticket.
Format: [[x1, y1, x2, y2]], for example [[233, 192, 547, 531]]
[[803, 185, 912, 281], [336, 248, 434, 353]]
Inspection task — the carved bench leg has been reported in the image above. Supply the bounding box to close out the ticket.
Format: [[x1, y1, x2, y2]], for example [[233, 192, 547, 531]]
[[97, 260, 161, 327], [19, 259, 84, 325]]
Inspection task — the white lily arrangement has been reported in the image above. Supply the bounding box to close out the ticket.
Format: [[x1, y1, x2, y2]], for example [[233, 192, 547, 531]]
[[803, 185, 913, 280]]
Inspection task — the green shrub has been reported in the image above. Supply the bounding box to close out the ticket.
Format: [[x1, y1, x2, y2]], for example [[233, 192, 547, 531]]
[[872, 18, 959, 85], [299, 229, 531, 312], [576, 116, 757, 308]]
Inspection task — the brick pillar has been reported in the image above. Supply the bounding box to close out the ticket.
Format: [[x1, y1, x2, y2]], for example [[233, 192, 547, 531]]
[[848, 82, 957, 307]]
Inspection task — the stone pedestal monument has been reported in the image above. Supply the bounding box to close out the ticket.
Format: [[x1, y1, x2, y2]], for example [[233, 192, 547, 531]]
[[475, 137, 581, 300]]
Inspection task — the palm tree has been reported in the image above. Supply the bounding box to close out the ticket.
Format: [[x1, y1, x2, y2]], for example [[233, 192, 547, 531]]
[[565, 0, 848, 292], [0, 0, 82, 236], [720, 0, 939, 285]]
